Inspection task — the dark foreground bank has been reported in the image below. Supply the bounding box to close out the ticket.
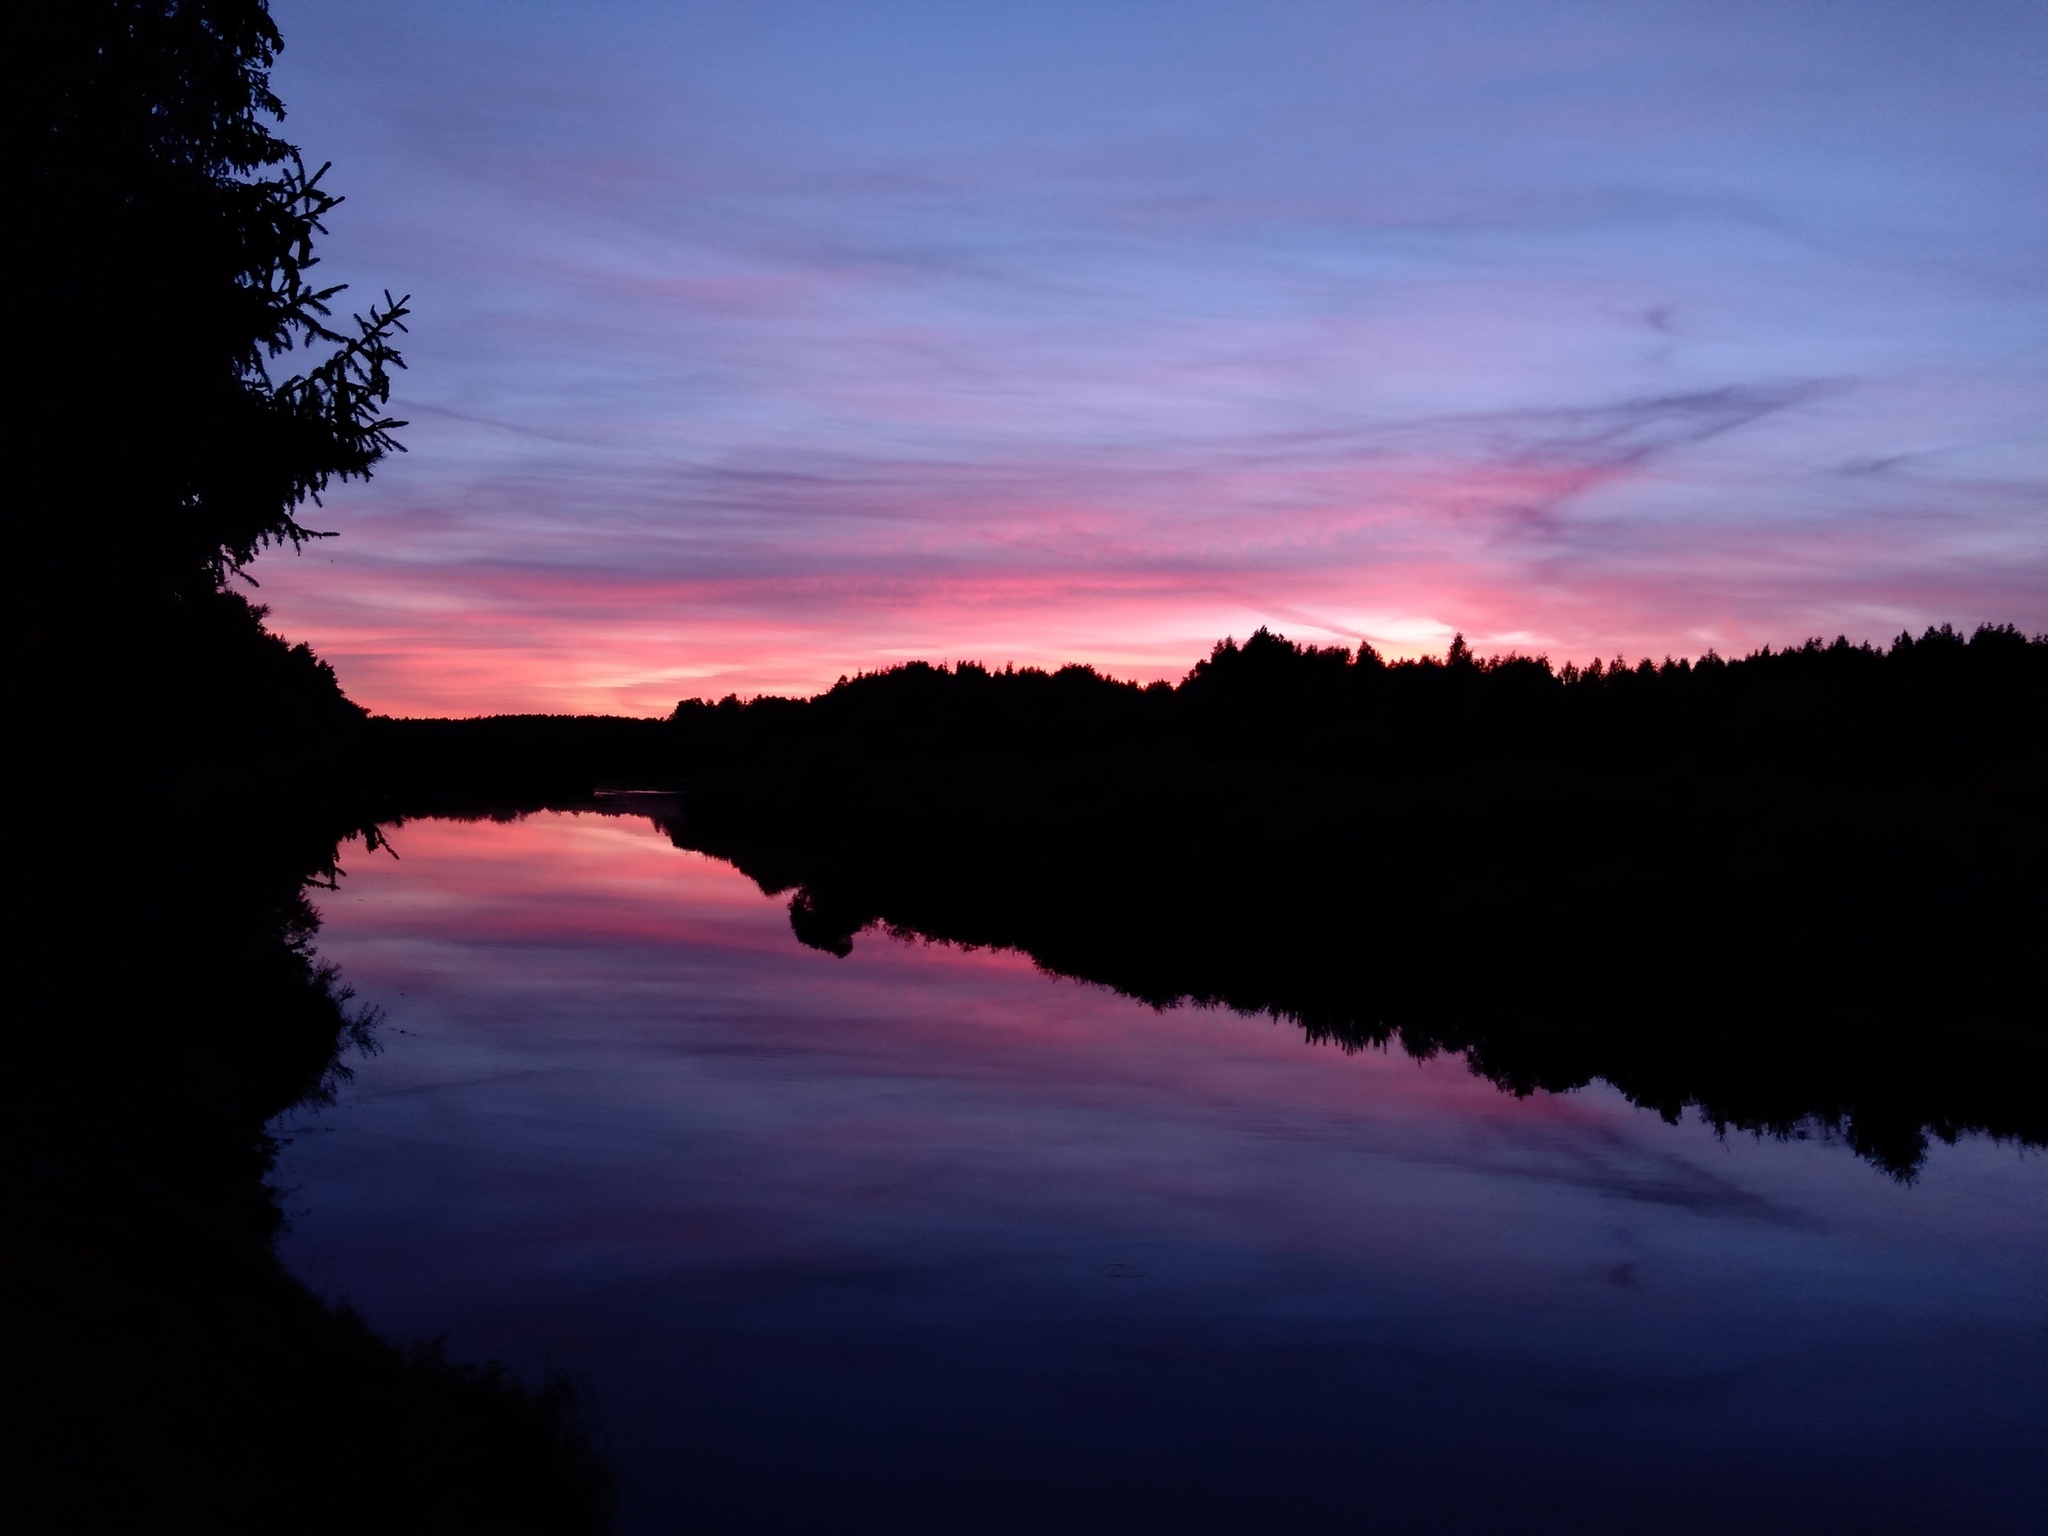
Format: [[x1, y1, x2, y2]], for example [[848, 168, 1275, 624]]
[[10, 592, 614, 1533], [15, 6, 616, 1513]]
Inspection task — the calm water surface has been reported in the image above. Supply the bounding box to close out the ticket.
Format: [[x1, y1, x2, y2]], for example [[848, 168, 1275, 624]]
[[275, 811, 2047, 1534]]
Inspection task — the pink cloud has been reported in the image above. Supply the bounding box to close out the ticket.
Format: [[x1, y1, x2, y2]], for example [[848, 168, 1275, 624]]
[[260, 417, 2045, 716]]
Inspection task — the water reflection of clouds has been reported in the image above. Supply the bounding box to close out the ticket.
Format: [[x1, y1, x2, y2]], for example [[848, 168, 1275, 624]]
[[279, 812, 2048, 1531]]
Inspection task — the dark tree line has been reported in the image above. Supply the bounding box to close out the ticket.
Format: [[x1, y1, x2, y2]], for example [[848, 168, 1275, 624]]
[[665, 619, 2048, 779], [374, 618, 2047, 803]]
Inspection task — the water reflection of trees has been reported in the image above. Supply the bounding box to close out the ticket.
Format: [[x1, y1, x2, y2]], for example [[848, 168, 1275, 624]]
[[384, 772, 2043, 1183], [630, 755, 2042, 1181]]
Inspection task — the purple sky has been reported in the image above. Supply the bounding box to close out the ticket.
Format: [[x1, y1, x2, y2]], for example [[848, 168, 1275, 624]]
[[259, 0, 2048, 715]]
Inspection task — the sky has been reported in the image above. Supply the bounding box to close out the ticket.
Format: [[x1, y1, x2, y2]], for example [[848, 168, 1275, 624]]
[[259, 0, 2048, 716]]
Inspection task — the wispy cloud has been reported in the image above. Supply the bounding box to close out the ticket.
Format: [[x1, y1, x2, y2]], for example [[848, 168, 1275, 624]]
[[263, 0, 2048, 713]]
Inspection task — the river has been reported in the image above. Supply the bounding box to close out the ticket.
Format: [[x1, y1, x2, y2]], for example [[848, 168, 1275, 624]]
[[274, 808, 2047, 1533]]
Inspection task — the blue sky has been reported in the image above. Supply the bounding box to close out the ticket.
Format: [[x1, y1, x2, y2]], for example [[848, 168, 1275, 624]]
[[261, 0, 2047, 713]]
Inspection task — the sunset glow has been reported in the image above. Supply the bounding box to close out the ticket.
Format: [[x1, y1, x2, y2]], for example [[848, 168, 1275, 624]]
[[259, 1, 2048, 715]]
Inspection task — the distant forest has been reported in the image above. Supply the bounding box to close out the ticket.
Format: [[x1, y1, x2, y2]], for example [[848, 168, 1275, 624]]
[[677, 617, 2048, 778], [380, 618, 2048, 796]]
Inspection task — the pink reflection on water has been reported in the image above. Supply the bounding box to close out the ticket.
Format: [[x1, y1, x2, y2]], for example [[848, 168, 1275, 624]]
[[280, 810, 2048, 1533]]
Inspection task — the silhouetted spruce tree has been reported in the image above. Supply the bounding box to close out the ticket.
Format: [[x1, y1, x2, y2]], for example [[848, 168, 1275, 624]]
[[15, 0, 406, 751]]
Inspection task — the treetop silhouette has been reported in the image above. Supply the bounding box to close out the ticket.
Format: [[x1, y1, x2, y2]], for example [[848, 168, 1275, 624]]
[[20, 0, 408, 605]]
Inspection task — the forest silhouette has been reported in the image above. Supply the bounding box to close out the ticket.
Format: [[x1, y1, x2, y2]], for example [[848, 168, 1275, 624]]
[[13, 1, 2047, 1530]]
